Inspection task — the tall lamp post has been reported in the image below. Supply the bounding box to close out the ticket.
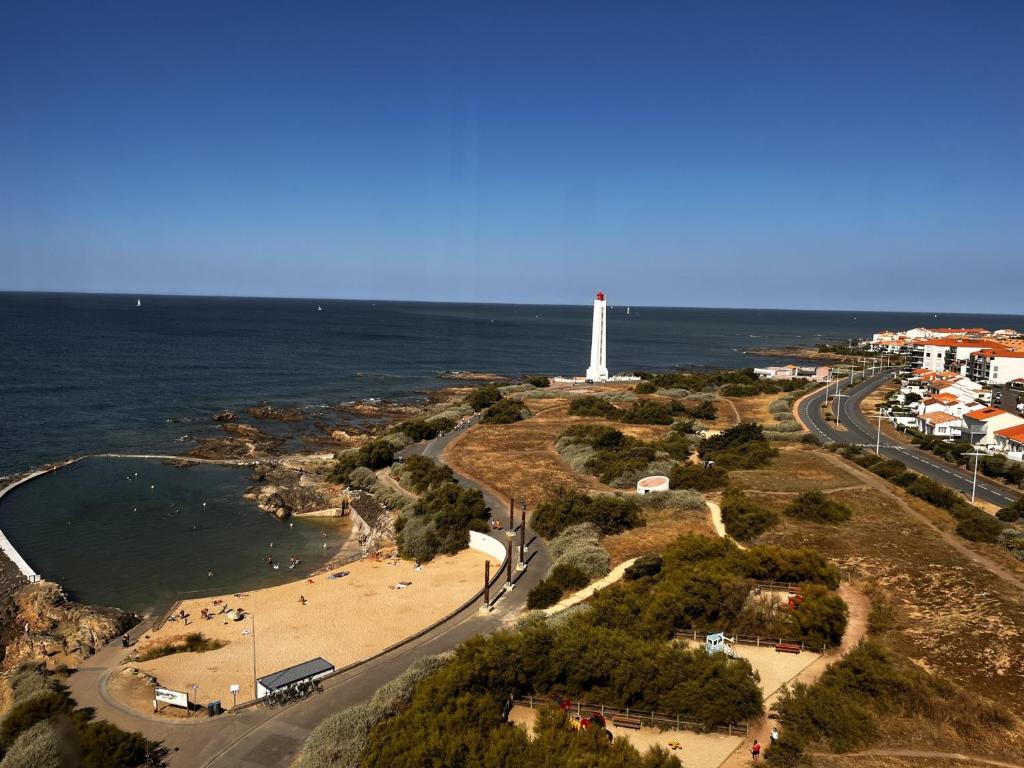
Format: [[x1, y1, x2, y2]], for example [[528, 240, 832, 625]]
[[964, 451, 987, 504], [868, 413, 886, 455]]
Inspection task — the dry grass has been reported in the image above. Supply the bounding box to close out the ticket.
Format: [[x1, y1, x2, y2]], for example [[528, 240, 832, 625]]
[[443, 397, 614, 507], [729, 446, 862, 493], [753, 480, 1024, 722], [724, 393, 779, 424], [601, 507, 714, 565]]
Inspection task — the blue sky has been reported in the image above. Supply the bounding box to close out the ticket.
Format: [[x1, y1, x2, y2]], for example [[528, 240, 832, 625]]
[[1, 1, 1022, 312]]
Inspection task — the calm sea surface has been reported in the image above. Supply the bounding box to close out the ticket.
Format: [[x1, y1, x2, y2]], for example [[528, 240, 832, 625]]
[[1, 292, 1021, 610]]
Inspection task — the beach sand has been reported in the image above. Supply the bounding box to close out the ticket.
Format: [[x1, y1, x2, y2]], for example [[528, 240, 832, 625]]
[[129, 549, 494, 707], [509, 706, 742, 768]]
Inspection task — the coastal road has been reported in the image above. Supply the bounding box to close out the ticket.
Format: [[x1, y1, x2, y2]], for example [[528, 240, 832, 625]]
[[69, 419, 551, 768], [797, 370, 1020, 509]]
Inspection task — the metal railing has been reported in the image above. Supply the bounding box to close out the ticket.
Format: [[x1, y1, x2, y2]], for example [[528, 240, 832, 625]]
[[511, 696, 748, 737]]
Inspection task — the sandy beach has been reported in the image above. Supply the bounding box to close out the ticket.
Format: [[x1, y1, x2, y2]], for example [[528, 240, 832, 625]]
[[127, 548, 495, 707]]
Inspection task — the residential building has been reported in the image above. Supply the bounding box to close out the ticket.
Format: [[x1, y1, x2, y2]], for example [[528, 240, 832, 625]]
[[961, 406, 1024, 448], [993, 424, 1024, 461], [967, 349, 1024, 386]]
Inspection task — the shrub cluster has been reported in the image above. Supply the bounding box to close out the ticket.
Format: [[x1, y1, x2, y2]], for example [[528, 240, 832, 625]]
[[997, 497, 1024, 523], [624, 553, 662, 580], [670, 463, 729, 491], [397, 482, 490, 562], [393, 455, 453, 494], [699, 423, 777, 470], [548, 523, 611, 580], [299, 654, 451, 768], [532, 488, 644, 539], [0, 664, 156, 768], [847, 450, 1005, 543], [720, 491, 778, 542], [767, 641, 1013, 764], [331, 439, 397, 479], [524, 375, 550, 388], [783, 490, 853, 523], [397, 417, 454, 442], [465, 384, 503, 411], [586, 534, 841, 643], [480, 397, 531, 424], [526, 563, 590, 609]]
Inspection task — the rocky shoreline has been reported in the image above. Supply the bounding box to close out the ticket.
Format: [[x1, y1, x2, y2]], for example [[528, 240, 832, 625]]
[[0, 375, 497, 679]]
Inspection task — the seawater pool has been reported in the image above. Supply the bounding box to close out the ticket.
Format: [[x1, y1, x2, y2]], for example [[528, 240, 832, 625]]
[[0, 457, 348, 614]]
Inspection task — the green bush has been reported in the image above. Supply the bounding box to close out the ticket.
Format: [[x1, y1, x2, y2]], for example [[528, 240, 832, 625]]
[[331, 439, 397, 478], [526, 580, 562, 609], [481, 398, 530, 424], [699, 423, 777, 470], [0, 720, 61, 768], [624, 553, 662, 580], [394, 455, 454, 493], [466, 384, 503, 411], [783, 491, 853, 524], [568, 395, 620, 419], [525, 375, 550, 388], [397, 482, 489, 561], [397, 419, 448, 442], [634, 381, 656, 394], [720, 492, 778, 542], [669, 463, 729, 491], [532, 489, 644, 539]]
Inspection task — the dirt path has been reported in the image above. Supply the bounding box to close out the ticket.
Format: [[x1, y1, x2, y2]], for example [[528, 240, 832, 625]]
[[718, 583, 870, 767], [820, 452, 1024, 593], [375, 467, 418, 500], [811, 749, 1024, 767], [719, 397, 742, 426]]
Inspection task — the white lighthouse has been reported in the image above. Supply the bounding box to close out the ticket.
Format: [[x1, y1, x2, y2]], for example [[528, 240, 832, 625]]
[[586, 291, 609, 382]]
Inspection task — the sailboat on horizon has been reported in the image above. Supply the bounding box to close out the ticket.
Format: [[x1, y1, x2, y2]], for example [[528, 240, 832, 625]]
[[136, 299, 142, 308]]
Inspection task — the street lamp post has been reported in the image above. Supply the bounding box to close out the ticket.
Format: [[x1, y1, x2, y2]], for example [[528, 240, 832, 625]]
[[868, 413, 886, 455], [964, 451, 987, 504]]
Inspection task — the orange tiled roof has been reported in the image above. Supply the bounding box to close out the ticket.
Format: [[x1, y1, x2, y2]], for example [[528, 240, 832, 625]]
[[965, 407, 1010, 421], [995, 424, 1024, 442]]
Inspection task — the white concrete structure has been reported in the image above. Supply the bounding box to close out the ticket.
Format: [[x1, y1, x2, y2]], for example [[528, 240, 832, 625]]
[[637, 475, 670, 495], [586, 291, 609, 382], [962, 406, 1024, 448]]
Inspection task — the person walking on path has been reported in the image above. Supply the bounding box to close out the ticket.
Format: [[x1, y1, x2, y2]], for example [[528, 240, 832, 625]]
[[751, 739, 761, 761], [770, 726, 780, 744]]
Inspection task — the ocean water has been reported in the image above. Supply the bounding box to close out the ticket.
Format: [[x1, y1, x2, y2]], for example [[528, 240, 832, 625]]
[[3, 292, 1022, 477], [0, 457, 348, 613], [1, 292, 1021, 610]]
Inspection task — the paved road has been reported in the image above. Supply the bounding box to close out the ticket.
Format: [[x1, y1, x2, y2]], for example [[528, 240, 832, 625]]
[[797, 370, 1020, 509], [69, 419, 550, 768]]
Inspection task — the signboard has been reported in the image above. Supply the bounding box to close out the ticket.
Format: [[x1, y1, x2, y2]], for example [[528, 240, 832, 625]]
[[155, 687, 188, 708]]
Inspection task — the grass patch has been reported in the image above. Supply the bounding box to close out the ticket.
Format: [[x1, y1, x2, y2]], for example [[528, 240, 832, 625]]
[[136, 632, 226, 661], [783, 490, 853, 523]]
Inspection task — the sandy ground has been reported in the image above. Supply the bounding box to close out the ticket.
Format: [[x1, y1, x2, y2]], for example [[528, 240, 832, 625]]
[[509, 705, 742, 768], [682, 640, 820, 699], [126, 549, 495, 708]]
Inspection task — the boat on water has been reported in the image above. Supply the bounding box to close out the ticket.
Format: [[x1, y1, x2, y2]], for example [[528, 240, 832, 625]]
[[136, 299, 142, 307], [317, 305, 323, 311]]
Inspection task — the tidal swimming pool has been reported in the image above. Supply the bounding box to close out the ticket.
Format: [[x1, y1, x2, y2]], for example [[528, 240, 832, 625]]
[[0, 457, 348, 614]]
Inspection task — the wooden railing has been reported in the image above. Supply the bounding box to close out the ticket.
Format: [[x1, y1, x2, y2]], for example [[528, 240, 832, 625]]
[[675, 627, 828, 654], [511, 696, 748, 737]]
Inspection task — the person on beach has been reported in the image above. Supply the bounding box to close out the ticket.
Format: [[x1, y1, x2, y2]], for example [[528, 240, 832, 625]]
[[751, 739, 761, 760]]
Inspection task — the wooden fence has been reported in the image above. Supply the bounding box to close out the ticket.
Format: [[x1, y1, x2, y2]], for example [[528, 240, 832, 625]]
[[511, 696, 748, 737]]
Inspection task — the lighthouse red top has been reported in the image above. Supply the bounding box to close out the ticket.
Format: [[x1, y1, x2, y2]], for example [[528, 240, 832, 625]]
[[596, 291, 605, 301]]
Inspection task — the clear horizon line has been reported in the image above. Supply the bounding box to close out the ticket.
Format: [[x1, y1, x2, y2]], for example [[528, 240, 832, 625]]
[[1, 288, 1022, 320]]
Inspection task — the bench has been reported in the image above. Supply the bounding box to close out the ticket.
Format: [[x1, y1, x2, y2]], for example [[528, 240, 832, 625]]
[[775, 643, 802, 654], [610, 715, 643, 730]]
